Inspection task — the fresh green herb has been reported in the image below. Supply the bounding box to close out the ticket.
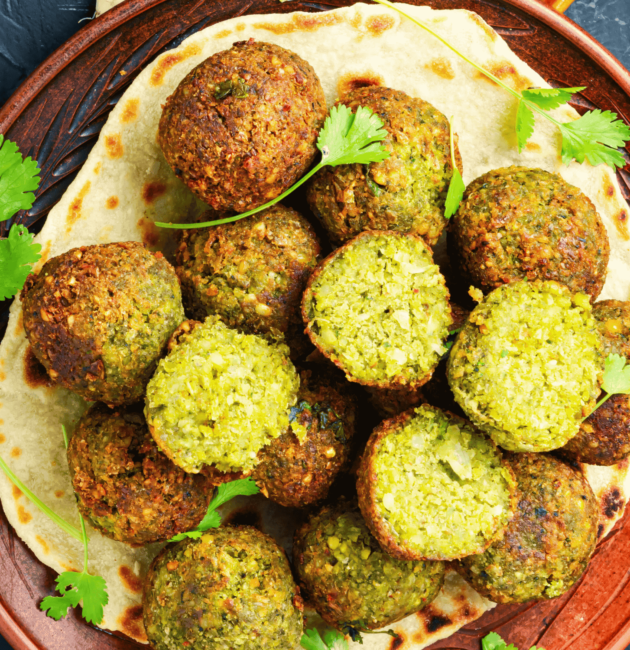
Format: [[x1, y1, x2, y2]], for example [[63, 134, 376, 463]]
[[444, 117, 465, 218], [585, 353, 630, 419], [449, 327, 462, 336], [215, 78, 249, 100], [370, 0, 630, 170], [0, 135, 42, 299], [301, 628, 348, 650], [0, 135, 40, 222], [341, 621, 400, 644], [0, 224, 42, 300], [156, 104, 389, 230], [366, 174, 383, 197], [169, 477, 260, 542], [0, 454, 83, 543], [482, 631, 544, 650], [40, 425, 109, 625]]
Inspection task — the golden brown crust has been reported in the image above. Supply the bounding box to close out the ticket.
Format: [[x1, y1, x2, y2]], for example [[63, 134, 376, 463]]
[[158, 39, 327, 213], [21, 242, 184, 406]]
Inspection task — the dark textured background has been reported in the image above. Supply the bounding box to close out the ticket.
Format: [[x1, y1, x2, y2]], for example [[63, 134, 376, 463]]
[[0, 0, 629, 649]]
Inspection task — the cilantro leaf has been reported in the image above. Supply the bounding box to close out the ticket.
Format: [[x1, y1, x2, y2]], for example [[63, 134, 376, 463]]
[[482, 631, 545, 650], [323, 629, 349, 650], [41, 572, 108, 625], [559, 110, 630, 170], [521, 87, 585, 111], [444, 117, 465, 219], [0, 223, 42, 300], [302, 628, 348, 650], [301, 628, 328, 650], [169, 477, 260, 542], [156, 106, 389, 230], [516, 101, 535, 153], [318, 104, 390, 166], [0, 135, 40, 222], [601, 353, 630, 396]]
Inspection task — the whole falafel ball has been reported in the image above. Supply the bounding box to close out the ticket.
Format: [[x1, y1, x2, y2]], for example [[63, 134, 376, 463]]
[[21, 242, 184, 406], [307, 86, 461, 246], [67, 403, 209, 545], [448, 166, 609, 301], [252, 366, 357, 508], [143, 526, 304, 650], [559, 300, 630, 465], [158, 39, 327, 213], [456, 453, 598, 602], [175, 204, 320, 353], [294, 500, 445, 630]]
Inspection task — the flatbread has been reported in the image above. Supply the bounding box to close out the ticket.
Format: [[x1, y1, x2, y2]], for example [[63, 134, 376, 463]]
[[95, 0, 126, 16], [1, 3, 629, 646]]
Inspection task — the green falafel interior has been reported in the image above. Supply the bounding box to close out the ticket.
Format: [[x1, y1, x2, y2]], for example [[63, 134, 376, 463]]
[[145, 316, 299, 473], [360, 406, 515, 561], [304, 232, 452, 386], [448, 281, 602, 452]]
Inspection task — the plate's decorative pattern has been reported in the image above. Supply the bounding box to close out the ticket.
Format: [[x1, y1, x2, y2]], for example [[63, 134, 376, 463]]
[[0, 1, 629, 649]]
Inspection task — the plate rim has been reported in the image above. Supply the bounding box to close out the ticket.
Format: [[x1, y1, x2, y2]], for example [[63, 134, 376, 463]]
[[0, 0, 629, 649]]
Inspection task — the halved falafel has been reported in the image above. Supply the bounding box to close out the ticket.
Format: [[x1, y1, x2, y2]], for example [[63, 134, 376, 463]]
[[456, 452, 598, 602], [21, 242, 184, 406], [302, 231, 453, 389], [294, 499, 445, 630], [448, 166, 609, 301], [67, 403, 208, 545], [447, 281, 602, 452], [158, 39, 326, 213], [307, 86, 460, 246], [357, 405, 515, 561]]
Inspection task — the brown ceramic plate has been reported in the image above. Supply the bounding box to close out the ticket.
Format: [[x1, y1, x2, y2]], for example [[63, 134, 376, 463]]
[[1, 0, 630, 649]]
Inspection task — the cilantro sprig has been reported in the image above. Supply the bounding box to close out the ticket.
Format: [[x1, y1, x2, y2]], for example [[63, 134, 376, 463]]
[[0, 134, 42, 299], [584, 353, 630, 420], [482, 631, 544, 650], [341, 621, 400, 644], [155, 104, 389, 230], [444, 117, 465, 219], [371, 0, 630, 170], [40, 426, 109, 624], [302, 628, 349, 650], [169, 477, 260, 542]]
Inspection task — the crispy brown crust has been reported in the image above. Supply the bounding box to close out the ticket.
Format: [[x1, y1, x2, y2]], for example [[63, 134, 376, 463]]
[[68, 403, 209, 545], [307, 86, 462, 247], [158, 39, 326, 213], [301, 230, 450, 390], [252, 366, 357, 508], [175, 204, 320, 352], [21, 242, 184, 406], [455, 452, 599, 603], [448, 166, 610, 301], [357, 406, 516, 561]]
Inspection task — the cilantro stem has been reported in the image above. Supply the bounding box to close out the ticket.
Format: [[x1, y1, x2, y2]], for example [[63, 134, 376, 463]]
[[155, 162, 324, 230], [582, 392, 612, 422], [0, 453, 83, 543]]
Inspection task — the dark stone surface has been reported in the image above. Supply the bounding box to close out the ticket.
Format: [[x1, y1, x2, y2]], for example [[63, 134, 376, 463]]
[[0, 1, 628, 650]]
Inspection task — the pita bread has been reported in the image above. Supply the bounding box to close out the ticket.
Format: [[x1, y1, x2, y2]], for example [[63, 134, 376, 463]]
[[1, 3, 629, 646]]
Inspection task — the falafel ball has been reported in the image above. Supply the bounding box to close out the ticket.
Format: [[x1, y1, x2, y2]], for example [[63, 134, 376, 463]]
[[302, 231, 453, 389], [456, 453, 598, 602], [67, 403, 208, 545], [21, 242, 184, 406], [448, 167, 609, 301], [158, 40, 326, 213], [145, 316, 299, 474], [559, 300, 630, 465], [143, 526, 304, 650], [175, 204, 320, 353], [253, 366, 357, 508], [357, 405, 516, 561], [447, 281, 602, 452], [307, 86, 460, 246], [294, 500, 445, 630]]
